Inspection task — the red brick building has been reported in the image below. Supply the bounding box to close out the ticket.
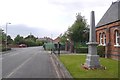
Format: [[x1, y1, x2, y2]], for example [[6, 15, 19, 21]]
[[53, 37, 60, 43], [96, 1, 120, 60]]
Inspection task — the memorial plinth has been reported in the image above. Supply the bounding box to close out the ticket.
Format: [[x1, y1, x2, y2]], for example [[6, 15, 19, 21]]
[[83, 11, 101, 69]]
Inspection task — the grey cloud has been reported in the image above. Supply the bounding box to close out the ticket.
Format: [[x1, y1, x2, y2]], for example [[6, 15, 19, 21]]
[[3, 24, 60, 39], [48, 0, 107, 12]]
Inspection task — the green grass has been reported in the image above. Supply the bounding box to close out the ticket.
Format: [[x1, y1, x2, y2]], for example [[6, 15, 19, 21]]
[[59, 55, 119, 78]]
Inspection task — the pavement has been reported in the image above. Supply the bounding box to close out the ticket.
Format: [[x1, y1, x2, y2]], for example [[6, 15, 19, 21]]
[[2, 46, 58, 78]]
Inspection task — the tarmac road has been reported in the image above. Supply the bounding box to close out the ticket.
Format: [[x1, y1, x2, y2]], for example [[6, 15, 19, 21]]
[[2, 46, 58, 78]]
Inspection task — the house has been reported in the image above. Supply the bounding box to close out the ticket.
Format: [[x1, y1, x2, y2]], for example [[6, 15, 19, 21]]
[[37, 37, 53, 43], [96, 0, 120, 60], [53, 37, 64, 50], [53, 37, 60, 43]]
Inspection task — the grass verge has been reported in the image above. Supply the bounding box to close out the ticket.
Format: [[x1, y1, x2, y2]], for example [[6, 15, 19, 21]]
[[59, 54, 119, 79]]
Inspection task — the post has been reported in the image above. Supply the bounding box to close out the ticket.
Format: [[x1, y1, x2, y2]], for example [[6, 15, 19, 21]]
[[6, 23, 7, 51], [5, 23, 11, 51]]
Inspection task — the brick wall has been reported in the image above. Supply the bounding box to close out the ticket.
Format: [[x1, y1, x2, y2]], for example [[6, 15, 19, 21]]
[[96, 21, 120, 60]]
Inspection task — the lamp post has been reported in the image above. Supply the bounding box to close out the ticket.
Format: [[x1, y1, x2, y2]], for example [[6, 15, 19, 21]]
[[66, 38, 69, 51], [6, 22, 11, 51]]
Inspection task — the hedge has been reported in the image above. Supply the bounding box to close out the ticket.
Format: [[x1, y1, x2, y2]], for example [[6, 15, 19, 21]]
[[76, 46, 105, 57], [97, 46, 105, 57], [44, 43, 55, 50], [0, 47, 11, 52], [0, 45, 11, 52], [76, 47, 88, 53]]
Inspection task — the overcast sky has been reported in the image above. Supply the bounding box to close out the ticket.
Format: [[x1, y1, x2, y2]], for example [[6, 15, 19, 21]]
[[0, 0, 117, 39]]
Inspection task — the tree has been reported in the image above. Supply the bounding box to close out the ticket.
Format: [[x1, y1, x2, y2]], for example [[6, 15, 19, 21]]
[[25, 34, 36, 41], [14, 35, 25, 45], [60, 32, 68, 44], [24, 39, 36, 47], [0, 29, 6, 42], [36, 39, 44, 46], [60, 13, 89, 52], [7, 35, 13, 44], [0, 29, 3, 41], [0, 29, 13, 44], [24, 34, 38, 46], [67, 13, 89, 43]]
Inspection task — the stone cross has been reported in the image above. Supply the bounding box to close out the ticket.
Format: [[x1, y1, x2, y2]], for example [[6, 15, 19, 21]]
[[84, 11, 100, 69]]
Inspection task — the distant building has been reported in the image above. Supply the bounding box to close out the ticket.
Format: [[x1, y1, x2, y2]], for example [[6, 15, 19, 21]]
[[37, 37, 53, 43], [96, 0, 120, 60], [53, 37, 60, 43]]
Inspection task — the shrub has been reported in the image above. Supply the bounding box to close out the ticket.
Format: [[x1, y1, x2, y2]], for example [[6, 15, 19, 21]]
[[97, 46, 105, 57], [1, 47, 11, 52], [74, 42, 88, 48], [25, 39, 38, 47], [36, 40, 44, 46], [44, 43, 55, 50], [76, 47, 88, 53]]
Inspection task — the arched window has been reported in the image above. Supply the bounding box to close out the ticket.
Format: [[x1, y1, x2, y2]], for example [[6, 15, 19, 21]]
[[99, 33, 102, 45], [103, 33, 106, 46], [114, 30, 120, 46]]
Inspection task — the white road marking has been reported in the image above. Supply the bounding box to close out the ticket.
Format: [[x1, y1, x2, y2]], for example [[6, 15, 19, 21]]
[[50, 55, 60, 78], [6, 53, 38, 78]]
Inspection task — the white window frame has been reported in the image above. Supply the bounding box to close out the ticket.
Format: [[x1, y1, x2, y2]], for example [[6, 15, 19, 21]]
[[99, 33, 103, 45], [114, 30, 120, 47], [103, 33, 106, 46]]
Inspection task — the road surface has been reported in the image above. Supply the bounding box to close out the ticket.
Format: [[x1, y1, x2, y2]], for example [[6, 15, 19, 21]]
[[2, 46, 58, 78]]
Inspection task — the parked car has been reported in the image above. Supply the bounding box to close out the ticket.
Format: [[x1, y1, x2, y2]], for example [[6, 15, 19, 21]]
[[19, 44, 27, 48]]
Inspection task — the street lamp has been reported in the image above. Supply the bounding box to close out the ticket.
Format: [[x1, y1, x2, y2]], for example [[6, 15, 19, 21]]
[[6, 22, 11, 51], [67, 38, 69, 41]]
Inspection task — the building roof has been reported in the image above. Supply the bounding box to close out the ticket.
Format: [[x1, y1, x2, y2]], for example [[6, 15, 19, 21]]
[[53, 37, 60, 43], [37, 37, 53, 42], [96, 1, 120, 27]]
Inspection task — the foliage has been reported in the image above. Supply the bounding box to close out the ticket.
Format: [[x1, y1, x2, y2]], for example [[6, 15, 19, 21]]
[[67, 13, 89, 43], [60, 43, 65, 50], [74, 42, 88, 48], [0, 28, 44, 48], [60, 32, 68, 44], [0, 29, 12, 52], [97, 46, 105, 57], [36, 39, 44, 46], [13, 34, 43, 47], [7, 35, 13, 44], [24, 34, 43, 47], [25, 34, 37, 42], [60, 13, 89, 52], [76, 47, 88, 53], [0, 29, 6, 41], [44, 42, 55, 50], [0, 45, 11, 52], [60, 55, 118, 78], [14, 35, 25, 45], [24, 39, 37, 47]]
